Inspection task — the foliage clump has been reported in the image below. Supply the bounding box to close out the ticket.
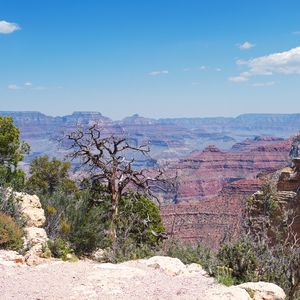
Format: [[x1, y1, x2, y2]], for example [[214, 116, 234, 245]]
[[0, 116, 30, 189], [47, 237, 76, 261], [39, 185, 166, 260], [217, 237, 257, 283], [0, 211, 23, 250], [214, 181, 300, 299], [26, 155, 77, 195], [215, 266, 235, 287]]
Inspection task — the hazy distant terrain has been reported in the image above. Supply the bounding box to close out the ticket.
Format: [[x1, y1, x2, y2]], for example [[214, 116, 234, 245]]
[[1, 111, 300, 169]]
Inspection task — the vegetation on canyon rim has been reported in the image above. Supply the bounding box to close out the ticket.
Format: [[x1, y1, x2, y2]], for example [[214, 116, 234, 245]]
[[0, 116, 299, 299]]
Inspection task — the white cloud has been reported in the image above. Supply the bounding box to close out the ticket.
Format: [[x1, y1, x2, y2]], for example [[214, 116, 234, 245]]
[[230, 45, 300, 82], [215, 67, 222, 72], [292, 31, 300, 35], [0, 20, 20, 34], [199, 65, 207, 70], [8, 82, 48, 91], [8, 84, 21, 90], [238, 41, 255, 50], [148, 70, 169, 76], [252, 81, 276, 87], [228, 75, 249, 82]]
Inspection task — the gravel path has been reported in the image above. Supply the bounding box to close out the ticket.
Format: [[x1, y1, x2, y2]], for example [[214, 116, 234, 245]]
[[0, 259, 219, 300]]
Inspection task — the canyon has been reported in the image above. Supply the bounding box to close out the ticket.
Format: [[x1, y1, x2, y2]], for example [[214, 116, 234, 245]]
[[161, 136, 295, 248], [2, 111, 300, 167], [1, 111, 300, 247]]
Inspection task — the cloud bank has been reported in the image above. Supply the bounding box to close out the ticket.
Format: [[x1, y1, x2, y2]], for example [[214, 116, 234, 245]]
[[0, 20, 20, 34], [230, 45, 300, 82]]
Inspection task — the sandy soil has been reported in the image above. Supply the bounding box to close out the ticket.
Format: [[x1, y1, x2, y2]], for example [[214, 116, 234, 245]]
[[0, 259, 219, 300]]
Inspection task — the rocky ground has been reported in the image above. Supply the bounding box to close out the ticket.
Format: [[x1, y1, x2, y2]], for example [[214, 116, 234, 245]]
[[0, 254, 285, 300]]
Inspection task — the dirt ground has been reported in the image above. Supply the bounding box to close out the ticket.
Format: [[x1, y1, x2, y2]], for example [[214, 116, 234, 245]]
[[0, 259, 220, 300]]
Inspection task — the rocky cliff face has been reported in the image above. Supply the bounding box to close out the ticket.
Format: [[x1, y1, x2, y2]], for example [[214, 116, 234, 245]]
[[167, 137, 291, 203], [161, 135, 300, 248], [274, 158, 300, 238], [161, 137, 297, 248]]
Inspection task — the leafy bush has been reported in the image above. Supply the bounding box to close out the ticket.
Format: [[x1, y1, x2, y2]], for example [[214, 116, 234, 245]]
[[0, 189, 25, 227], [217, 237, 258, 283], [117, 192, 166, 248], [258, 244, 300, 300], [160, 239, 218, 275], [0, 211, 23, 250], [110, 240, 156, 263], [66, 195, 111, 254], [40, 187, 166, 258], [162, 240, 202, 264], [0, 116, 30, 189], [47, 238, 76, 261], [25, 155, 77, 195], [216, 266, 235, 286]]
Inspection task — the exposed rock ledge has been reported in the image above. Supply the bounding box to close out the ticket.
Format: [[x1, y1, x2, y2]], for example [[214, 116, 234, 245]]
[[3, 190, 48, 265], [0, 255, 285, 300]]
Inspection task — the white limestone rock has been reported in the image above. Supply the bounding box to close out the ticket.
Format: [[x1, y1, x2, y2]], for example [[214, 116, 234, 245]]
[[14, 192, 46, 227], [24, 227, 48, 247], [140, 255, 187, 276], [0, 250, 25, 266], [237, 282, 286, 300], [205, 286, 252, 300]]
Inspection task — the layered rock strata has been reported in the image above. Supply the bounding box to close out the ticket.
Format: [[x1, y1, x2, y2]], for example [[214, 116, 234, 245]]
[[161, 137, 296, 247]]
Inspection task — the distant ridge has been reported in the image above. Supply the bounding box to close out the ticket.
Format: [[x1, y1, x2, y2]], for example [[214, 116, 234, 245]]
[[1, 111, 300, 168], [1, 110, 300, 123]]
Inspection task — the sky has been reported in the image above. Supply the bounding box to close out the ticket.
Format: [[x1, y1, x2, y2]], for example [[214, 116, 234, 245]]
[[1, 0, 300, 120]]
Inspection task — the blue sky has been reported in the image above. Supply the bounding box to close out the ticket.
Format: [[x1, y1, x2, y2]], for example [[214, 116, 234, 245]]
[[1, 0, 300, 119]]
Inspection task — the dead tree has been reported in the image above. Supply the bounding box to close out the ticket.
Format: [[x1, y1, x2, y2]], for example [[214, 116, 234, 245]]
[[65, 124, 169, 246]]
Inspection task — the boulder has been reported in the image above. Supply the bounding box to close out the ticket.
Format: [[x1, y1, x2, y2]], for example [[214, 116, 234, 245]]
[[24, 244, 47, 266], [186, 263, 208, 276], [24, 227, 48, 247], [0, 250, 25, 266], [237, 282, 286, 300], [91, 248, 112, 262], [140, 256, 187, 276], [14, 192, 46, 227], [205, 286, 251, 300]]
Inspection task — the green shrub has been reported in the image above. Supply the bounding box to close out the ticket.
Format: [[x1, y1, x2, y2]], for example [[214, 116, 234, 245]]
[[41, 188, 166, 258], [25, 155, 77, 195], [47, 238, 75, 261], [111, 239, 156, 263], [0, 211, 23, 250], [117, 192, 166, 248], [216, 266, 235, 286], [161, 239, 217, 275], [163, 240, 202, 264], [217, 237, 258, 283], [67, 201, 110, 254]]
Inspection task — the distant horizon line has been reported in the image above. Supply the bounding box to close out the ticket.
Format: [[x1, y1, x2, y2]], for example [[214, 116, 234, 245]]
[[1, 110, 300, 121]]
